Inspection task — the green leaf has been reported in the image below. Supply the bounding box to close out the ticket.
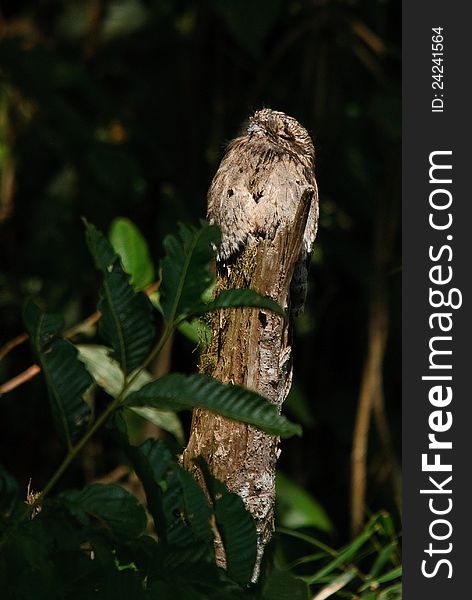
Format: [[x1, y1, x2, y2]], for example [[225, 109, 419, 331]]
[[109, 217, 154, 289], [377, 583, 402, 599], [23, 300, 92, 448], [286, 552, 328, 570], [304, 516, 380, 584], [125, 439, 172, 542], [77, 344, 184, 442], [0, 464, 18, 518], [84, 220, 155, 374], [162, 542, 213, 571], [125, 440, 213, 549], [276, 472, 333, 533], [276, 527, 336, 557], [163, 466, 214, 548], [159, 222, 220, 323], [83, 219, 117, 270], [125, 373, 301, 438], [311, 570, 357, 600], [129, 406, 184, 444], [150, 559, 245, 599], [375, 566, 402, 586], [215, 493, 256, 583], [60, 483, 147, 538], [94, 569, 147, 600], [197, 459, 256, 584], [366, 542, 397, 581], [192, 289, 286, 319], [377, 511, 396, 538], [262, 568, 309, 600], [0, 517, 58, 598], [177, 318, 211, 346], [77, 344, 151, 397]]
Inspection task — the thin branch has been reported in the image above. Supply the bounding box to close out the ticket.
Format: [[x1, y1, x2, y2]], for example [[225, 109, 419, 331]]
[[29, 390, 125, 511], [142, 332, 174, 439], [372, 383, 402, 513], [64, 310, 101, 339], [83, 0, 104, 60], [0, 154, 16, 223], [352, 19, 386, 56], [0, 364, 41, 396], [0, 281, 161, 395], [350, 151, 400, 537], [24, 308, 173, 514], [93, 465, 130, 485], [350, 297, 387, 537], [0, 333, 29, 361]]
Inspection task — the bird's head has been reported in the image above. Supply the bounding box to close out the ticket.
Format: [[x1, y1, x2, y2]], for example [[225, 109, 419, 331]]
[[247, 108, 315, 167]]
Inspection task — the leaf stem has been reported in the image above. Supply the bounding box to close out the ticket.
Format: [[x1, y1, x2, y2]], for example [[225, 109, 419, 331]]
[[29, 393, 122, 512], [28, 321, 174, 515], [0, 281, 161, 396], [124, 323, 174, 390]]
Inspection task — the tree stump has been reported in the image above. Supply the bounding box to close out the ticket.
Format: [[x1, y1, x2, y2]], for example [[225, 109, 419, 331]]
[[183, 187, 315, 578]]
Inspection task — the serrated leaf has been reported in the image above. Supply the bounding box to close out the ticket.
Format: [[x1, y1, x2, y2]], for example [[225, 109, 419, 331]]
[[77, 344, 151, 397], [83, 218, 117, 271], [77, 344, 184, 442], [163, 466, 214, 548], [84, 220, 155, 374], [97, 269, 154, 373], [125, 373, 301, 438], [129, 406, 184, 444], [125, 439, 173, 541], [197, 460, 256, 584], [215, 493, 256, 583], [276, 472, 333, 533], [60, 483, 147, 538], [150, 560, 244, 599], [162, 542, 213, 571], [124, 440, 213, 548], [23, 300, 92, 448], [109, 217, 154, 289], [191, 288, 286, 320], [159, 222, 220, 323]]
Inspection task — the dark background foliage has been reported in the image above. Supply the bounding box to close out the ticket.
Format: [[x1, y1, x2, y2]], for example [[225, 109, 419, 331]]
[[0, 0, 401, 548]]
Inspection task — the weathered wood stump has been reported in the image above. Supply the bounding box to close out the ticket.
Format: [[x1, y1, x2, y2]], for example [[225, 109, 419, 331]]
[[183, 109, 319, 579], [183, 188, 315, 578]]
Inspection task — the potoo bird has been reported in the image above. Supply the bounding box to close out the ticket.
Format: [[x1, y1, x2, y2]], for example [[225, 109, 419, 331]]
[[207, 108, 319, 314]]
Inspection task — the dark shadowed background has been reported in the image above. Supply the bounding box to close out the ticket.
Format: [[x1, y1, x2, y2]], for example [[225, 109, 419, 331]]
[[0, 0, 401, 551]]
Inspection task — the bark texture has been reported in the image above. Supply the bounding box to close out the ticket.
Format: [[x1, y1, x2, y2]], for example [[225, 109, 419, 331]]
[[182, 109, 319, 579]]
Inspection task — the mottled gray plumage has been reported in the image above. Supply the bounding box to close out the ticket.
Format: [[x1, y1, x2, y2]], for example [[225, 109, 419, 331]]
[[207, 108, 319, 313]]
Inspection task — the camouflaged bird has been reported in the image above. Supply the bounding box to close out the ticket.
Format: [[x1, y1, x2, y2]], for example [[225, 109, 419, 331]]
[[207, 108, 319, 314]]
